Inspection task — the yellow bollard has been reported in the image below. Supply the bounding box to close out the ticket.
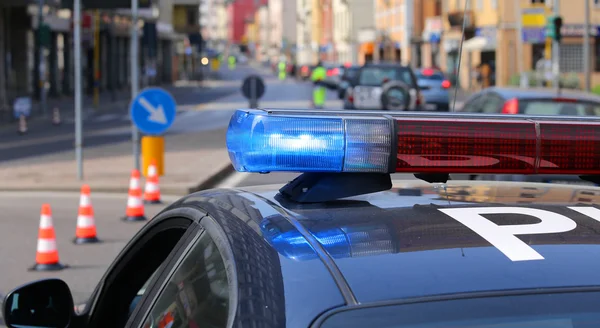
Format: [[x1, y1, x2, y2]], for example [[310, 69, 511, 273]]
[[141, 136, 165, 177]]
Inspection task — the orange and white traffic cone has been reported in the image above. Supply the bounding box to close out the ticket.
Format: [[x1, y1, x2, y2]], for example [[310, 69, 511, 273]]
[[123, 169, 147, 222], [74, 184, 100, 244], [30, 204, 67, 271], [144, 159, 162, 204]]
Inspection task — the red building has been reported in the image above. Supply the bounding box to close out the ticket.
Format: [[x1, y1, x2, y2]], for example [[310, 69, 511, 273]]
[[320, 0, 334, 62], [228, 0, 265, 46]]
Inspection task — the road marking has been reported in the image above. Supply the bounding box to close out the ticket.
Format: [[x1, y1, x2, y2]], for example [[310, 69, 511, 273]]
[[215, 171, 249, 188], [94, 113, 122, 122]]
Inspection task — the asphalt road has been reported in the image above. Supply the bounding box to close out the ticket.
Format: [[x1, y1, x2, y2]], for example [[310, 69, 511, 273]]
[[0, 65, 270, 163], [0, 191, 180, 305]]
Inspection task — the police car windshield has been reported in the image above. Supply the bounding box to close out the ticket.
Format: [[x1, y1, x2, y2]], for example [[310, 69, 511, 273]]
[[319, 291, 600, 328], [359, 67, 413, 86]]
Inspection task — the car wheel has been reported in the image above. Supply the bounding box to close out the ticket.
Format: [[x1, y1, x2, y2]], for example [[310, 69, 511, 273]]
[[380, 81, 411, 111]]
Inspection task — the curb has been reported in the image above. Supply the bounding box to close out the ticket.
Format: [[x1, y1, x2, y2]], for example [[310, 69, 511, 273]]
[[0, 163, 236, 196], [188, 163, 235, 194]]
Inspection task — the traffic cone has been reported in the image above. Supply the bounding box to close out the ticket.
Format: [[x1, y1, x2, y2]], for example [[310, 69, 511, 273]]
[[74, 184, 100, 244], [52, 107, 61, 125], [144, 159, 162, 204], [18, 114, 27, 135], [30, 204, 67, 271], [122, 169, 147, 222]]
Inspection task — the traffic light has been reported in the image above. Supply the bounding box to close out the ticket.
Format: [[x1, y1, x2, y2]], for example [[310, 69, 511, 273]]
[[546, 15, 563, 42]]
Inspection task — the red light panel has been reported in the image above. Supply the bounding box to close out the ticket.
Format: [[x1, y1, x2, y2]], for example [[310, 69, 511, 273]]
[[394, 118, 600, 175], [538, 121, 600, 174]]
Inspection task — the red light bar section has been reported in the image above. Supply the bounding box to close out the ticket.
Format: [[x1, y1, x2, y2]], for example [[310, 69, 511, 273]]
[[394, 118, 600, 175], [539, 121, 600, 174]]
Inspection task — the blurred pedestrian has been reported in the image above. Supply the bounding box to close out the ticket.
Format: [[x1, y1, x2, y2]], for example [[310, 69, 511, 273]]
[[278, 60, 287, 81], [228, 55, 236, 70], [311, 61, 327, 109]]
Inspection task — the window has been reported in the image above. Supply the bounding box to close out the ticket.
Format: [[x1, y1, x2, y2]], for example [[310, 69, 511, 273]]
[[141, 231, 230, 328], [531, 0, 545, 3], [461, 95, 486, 113], [491, 0, 498, 9], [359, 67, 414, 86], [560, 44, 584, 72], [522, 100, 600, 116]]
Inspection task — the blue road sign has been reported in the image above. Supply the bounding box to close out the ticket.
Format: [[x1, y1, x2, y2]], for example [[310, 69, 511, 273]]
[[130, 87, 177, 135]]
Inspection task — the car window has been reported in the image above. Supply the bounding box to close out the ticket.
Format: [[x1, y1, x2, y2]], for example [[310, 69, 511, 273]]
[[319, 292, 600, 328], [481, 94, 505, 113], [139, 230, 230, 328], [344, 68, 359, 80], [461, 95, 486, 113], [521, 100, 600, 116], [359, 67, 413, 86]]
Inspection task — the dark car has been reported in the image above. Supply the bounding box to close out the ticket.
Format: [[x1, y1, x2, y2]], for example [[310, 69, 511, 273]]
[[345, 62, 425, 110], [337, 65, 360, 100], [460, 87, 600, 116], [6, 109, 600, 328], [460, 87, 600, 185], [299, 64, 315, 80]]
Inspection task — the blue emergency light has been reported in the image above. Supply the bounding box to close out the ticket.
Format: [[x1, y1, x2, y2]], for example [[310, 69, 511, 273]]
[[226, 109, 395, 173]]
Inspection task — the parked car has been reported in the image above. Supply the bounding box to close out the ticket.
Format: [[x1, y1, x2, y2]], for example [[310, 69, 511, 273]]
[[460, 87, 600, 116], [298, 64, 315, 80], [337, 65, 361, 100], [461, 86, 600, 185], [324, 63, 345, 86], [344, 63, 425, 111], [414, 67, 451, 111]]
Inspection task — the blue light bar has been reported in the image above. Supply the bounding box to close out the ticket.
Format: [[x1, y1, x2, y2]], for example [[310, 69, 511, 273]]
[[226, 110, 394, 173]]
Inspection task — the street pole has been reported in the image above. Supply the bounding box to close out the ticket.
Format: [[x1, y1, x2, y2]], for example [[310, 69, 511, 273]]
[[584, 0, 591, 92], [131, 0, 141, 171], [74, 0, 83, 180], [38, 0, 47, 117], [552, 0, 560, 91], [93, 10, 100, 108], [515, 0, 523, 78]]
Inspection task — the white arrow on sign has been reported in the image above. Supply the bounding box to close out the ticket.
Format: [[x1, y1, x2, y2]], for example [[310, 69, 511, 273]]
[[138, 97, 167, 124]]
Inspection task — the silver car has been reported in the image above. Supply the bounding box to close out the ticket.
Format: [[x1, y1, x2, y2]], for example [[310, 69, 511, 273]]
[[345, 63, 424, 111]]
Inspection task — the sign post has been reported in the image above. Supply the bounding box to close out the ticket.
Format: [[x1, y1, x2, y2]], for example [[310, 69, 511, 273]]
[[130, 87, 177, 177], [241, 75, 265, 109], [131, 0, 140, 171], [74, 0, 83, 180]]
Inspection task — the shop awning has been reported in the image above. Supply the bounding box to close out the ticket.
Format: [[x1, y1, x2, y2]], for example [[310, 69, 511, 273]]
[[463, 36, 496, 51], [360, 42, 375, 54]]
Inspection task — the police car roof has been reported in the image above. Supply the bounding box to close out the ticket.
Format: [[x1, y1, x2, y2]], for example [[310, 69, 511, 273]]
[[183, 180, 600, 306]]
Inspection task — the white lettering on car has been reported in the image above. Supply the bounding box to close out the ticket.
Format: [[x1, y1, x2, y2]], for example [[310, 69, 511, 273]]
[[439, 207, 577, 262], [568, 207, 600, 222]]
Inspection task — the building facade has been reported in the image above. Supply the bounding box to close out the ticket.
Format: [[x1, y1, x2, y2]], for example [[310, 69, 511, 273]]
[[296, 0, 313, 65], [227, 0, 258, 46], [333, 0, 375, 65]]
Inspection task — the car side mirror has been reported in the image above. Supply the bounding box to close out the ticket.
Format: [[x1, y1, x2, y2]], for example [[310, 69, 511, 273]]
[[3, 278, 75, 328]]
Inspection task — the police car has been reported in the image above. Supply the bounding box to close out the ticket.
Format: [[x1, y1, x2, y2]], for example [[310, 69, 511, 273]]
[[4, 109, 600, 328]]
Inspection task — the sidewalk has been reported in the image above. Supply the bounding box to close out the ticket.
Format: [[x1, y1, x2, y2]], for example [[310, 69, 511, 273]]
[[0, 127, 233, 196]]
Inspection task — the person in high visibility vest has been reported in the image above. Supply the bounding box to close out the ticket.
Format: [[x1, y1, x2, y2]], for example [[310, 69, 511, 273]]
[[278, 60, 287, 81], [311, 61, 327, 109], [228, 55, 236, 70]]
